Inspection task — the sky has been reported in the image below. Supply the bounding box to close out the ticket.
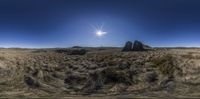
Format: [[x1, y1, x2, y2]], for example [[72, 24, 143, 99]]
[[0, 0, 200, 48]]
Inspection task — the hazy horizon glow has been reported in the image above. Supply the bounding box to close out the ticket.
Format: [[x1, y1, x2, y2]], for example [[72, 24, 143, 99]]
[[0, 0, 200, 48]]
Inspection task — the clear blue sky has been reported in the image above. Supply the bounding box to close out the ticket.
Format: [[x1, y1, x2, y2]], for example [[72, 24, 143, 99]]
[[0, 0, 200, 48]]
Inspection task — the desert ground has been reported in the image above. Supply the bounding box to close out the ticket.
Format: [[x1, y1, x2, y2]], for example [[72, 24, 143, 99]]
[[0, 47, 199, 98]]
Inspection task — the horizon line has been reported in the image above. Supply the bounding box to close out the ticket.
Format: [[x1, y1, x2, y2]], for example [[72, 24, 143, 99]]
[[1, 46, 200, 49]]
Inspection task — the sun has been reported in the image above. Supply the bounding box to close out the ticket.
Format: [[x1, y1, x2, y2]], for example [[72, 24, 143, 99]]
[[96, 30, 107, 37], [90, 23, 107, 37]]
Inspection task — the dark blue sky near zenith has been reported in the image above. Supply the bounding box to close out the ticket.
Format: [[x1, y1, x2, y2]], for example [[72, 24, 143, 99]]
[[0, 0, 200, 48]]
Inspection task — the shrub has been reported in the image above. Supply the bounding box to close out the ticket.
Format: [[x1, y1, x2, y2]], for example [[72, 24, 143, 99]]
[[64, 74, 86, 85], [68, 49, 87, 55], [101, 67, 132, 85], [151, 54, 176, 75]]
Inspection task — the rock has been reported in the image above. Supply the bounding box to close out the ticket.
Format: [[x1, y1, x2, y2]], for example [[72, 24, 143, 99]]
[[132, 40, 145, 51], [64, 74, 86, 86], [24, 75, 40, 88], [101, 67, 132, 85], [159, 76, 175, 92], [164, 81, 175, 92], [109, 84, 127, 94], [118, 61, 130, 70], [82, 71, 104, 93], [122, 41, 133, 52], [143, 44, 152, 49], [144, 71, 158, 83], [122, 40, 151, 52], [69, 49, 87, 55], [36, 70, 44, 80]]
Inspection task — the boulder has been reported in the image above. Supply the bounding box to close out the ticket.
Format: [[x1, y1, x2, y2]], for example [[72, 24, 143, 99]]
[[122, 41, 133, 52], [24, 75, 40, 88], [132, 40, 145, 51], [159, 76, 175, 92], [144, 71, 158, 83], [122, 40, 151, 52]]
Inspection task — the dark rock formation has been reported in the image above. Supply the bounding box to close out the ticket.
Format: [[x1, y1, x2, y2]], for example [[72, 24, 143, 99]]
[[122, 41, 133, 52], [122, 40, 151, 51], [132, 40, 145, 51]]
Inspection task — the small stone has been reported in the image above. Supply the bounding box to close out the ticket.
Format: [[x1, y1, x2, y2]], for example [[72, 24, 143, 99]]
[[69, 49, 87, 55], [118, 61, 130, 69], [145, 71, 158, 83], [24, 75, 40, 88]]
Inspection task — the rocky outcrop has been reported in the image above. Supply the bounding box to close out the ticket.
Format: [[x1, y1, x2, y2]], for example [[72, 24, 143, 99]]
[[122, 41, 133, 52], [122, 40, 151, 51], [132, 40, 145, 51]]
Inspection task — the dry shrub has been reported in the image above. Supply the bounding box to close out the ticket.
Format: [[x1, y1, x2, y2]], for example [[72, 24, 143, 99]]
[[68, 49, 87, 55], [82, 67, 132, 93], [106, 59, 119, 66], [0, 56, 6, 61], [87, 67, 132, 86], [55, 49, 69, 53], [182, 54, 195, 59], [64, 74, 87, 86], [101, 67, 132, 85], [152, 54, 176, 75]]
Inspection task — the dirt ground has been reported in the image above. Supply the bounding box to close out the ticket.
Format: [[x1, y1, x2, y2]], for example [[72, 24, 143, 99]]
[[0, 48, 199, 98]]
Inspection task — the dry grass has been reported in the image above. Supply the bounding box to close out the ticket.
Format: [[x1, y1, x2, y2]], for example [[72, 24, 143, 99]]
[[0, 48, 198, 98], [151, 54, 176, 75]]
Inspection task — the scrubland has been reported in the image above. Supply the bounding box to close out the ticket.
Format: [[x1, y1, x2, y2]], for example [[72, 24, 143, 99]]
[[0, 48, 199, 98]]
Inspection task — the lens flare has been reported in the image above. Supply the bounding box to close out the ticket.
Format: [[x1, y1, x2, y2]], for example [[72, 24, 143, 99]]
[[90, 23, 107, 37], [96, 30, 107, 37]]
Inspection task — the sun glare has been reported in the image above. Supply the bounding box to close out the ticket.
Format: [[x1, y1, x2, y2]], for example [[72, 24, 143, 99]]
[[96, 30, 107, 37], [91, 23, 107, 37]]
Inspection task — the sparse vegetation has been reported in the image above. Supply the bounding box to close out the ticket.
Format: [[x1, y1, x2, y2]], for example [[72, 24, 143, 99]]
[[151, 54, 176, 75], [0, 48, 198, 97]]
